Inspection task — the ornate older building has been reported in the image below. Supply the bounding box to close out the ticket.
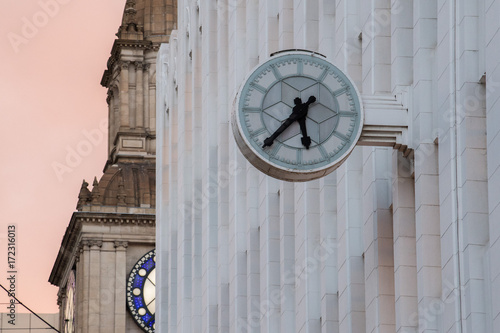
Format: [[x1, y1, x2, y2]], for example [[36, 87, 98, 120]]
[[49, 1, 176, 332]]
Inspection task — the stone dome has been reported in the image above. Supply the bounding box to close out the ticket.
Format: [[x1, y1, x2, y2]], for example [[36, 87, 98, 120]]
[[77, 162, 155, 214]]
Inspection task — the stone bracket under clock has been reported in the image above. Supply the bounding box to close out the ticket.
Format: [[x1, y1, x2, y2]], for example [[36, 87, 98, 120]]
[[359, 87, 412, 157]]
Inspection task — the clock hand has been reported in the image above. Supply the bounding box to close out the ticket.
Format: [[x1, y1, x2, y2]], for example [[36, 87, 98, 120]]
[[263, 117, 294, 148], [298, 118, 311, 149], [262, 96, 316, 149]]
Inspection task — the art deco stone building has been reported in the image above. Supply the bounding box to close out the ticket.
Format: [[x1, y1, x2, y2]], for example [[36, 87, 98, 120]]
[[156, 0, 500, 332], [49, 1, 176, 332]]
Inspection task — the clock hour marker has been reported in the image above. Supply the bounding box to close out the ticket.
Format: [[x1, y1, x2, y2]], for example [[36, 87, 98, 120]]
[[269, 142, 282, 157], [251, 127, 268, 138], [333, 86, 349, 97], [243, 107, 261, 113], [318, 68, 328, 82], [338, 111, 356, 117], [250, 82, 267, 94], [318, 145, 329, 160], [297, 61, 303, 75], [332, 131, 350, 142], [270, 65, 282, 80]]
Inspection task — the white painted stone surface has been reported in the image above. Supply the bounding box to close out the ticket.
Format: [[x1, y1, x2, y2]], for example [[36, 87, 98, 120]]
[[156, 0, 500, 332]]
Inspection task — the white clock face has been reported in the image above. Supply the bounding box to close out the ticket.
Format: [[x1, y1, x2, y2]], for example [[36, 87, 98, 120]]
[[64, 271, 76, 333], [127, 250, 156, 332], [232, 51, 363, 182]]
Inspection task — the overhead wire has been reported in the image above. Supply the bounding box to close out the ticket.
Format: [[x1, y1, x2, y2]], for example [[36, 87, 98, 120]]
[[0, 283, 60, 333]]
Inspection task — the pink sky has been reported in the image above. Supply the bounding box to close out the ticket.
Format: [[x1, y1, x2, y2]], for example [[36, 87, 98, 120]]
[[0, 0, 125, 313]]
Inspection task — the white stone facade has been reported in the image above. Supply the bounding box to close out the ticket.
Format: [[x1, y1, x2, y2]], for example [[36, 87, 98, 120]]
[[156, 0, 500, 332]]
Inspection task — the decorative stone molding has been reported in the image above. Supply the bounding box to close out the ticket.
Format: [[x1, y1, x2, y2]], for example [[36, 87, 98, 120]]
[[91, 177, 101, 205], [121, 61, 131, 70], [88, 239, 103, 249], [134, 61, 143, 70], [76, 179, 91, 210], [74, 215, 155, 226], [57, 288, 66, 306], [114, 241, 129, 250], [80, 240, 91, 250], [106, 90, 114, 105]]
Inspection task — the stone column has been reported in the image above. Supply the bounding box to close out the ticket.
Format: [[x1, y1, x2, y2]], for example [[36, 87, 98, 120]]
[[129, 62, 137, 129], [135, 62, 144, 128], [143, 63, 150, 131], [100, 241, 116, 332], [78, 241, 90, 333], [148, 63, 156, 133], [88, 240, 102, 333], [107, 90, 114, 155], [114, 241, 128, 333], [119, 61, 130, 129]]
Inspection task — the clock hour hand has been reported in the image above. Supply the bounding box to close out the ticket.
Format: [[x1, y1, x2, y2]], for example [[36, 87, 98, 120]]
[[298, 118, 311, 149]]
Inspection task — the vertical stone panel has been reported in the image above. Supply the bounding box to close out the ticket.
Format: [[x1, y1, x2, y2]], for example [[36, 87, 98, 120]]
[[191, 4, 204, 330], [280, 181, 296, 333], [318, 0, 335, 59], [278, 0, 294, 49], [392, 151, 418, 333], [319, 173, 339, 333], [217, 1, 230, 332], [129, 63, 137, 128], [120, 62, 130, 129], [143, 63, 151, 131], [200, 1, 220, 331], [337, 149, 366, 333], [88, 240, 102, 333], [136, 62, 144, 128], [114, 241, 127, 333]]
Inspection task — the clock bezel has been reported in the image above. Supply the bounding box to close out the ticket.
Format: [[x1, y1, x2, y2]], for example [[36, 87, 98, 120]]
[[126, 249, 156, 333], [232, 50, 364, 182], [63, 270, 76, 333]]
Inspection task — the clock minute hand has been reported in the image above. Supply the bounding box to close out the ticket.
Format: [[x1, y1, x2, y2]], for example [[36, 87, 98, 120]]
[[262, 117, 295, 148]]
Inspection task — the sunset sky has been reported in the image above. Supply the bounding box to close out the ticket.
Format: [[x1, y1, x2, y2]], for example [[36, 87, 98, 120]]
[[0, 0, 125, 313]]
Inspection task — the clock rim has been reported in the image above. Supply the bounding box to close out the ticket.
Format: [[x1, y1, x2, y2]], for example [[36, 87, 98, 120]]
[[232, 50, 364, 182], [64, 270, 76, 333], [126, 249, 156, 333]]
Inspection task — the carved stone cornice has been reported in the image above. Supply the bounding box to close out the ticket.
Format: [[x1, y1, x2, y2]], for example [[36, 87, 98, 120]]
[[74, 215, 155, 226], [49, 211, 155, 287]]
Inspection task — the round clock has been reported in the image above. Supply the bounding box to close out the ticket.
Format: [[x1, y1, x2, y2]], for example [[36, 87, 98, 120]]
[[232, 50, 363, 181], [64, 270, 76, 333], [126, 249, 156, 332]]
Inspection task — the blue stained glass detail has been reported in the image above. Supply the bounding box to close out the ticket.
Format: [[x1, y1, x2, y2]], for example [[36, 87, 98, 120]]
[[148, 318, 155, 327], [133, 276, 145, 288], [142, 313, 152, 323], [134, 296, 145, 309], [142, 258, 155, 271]]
